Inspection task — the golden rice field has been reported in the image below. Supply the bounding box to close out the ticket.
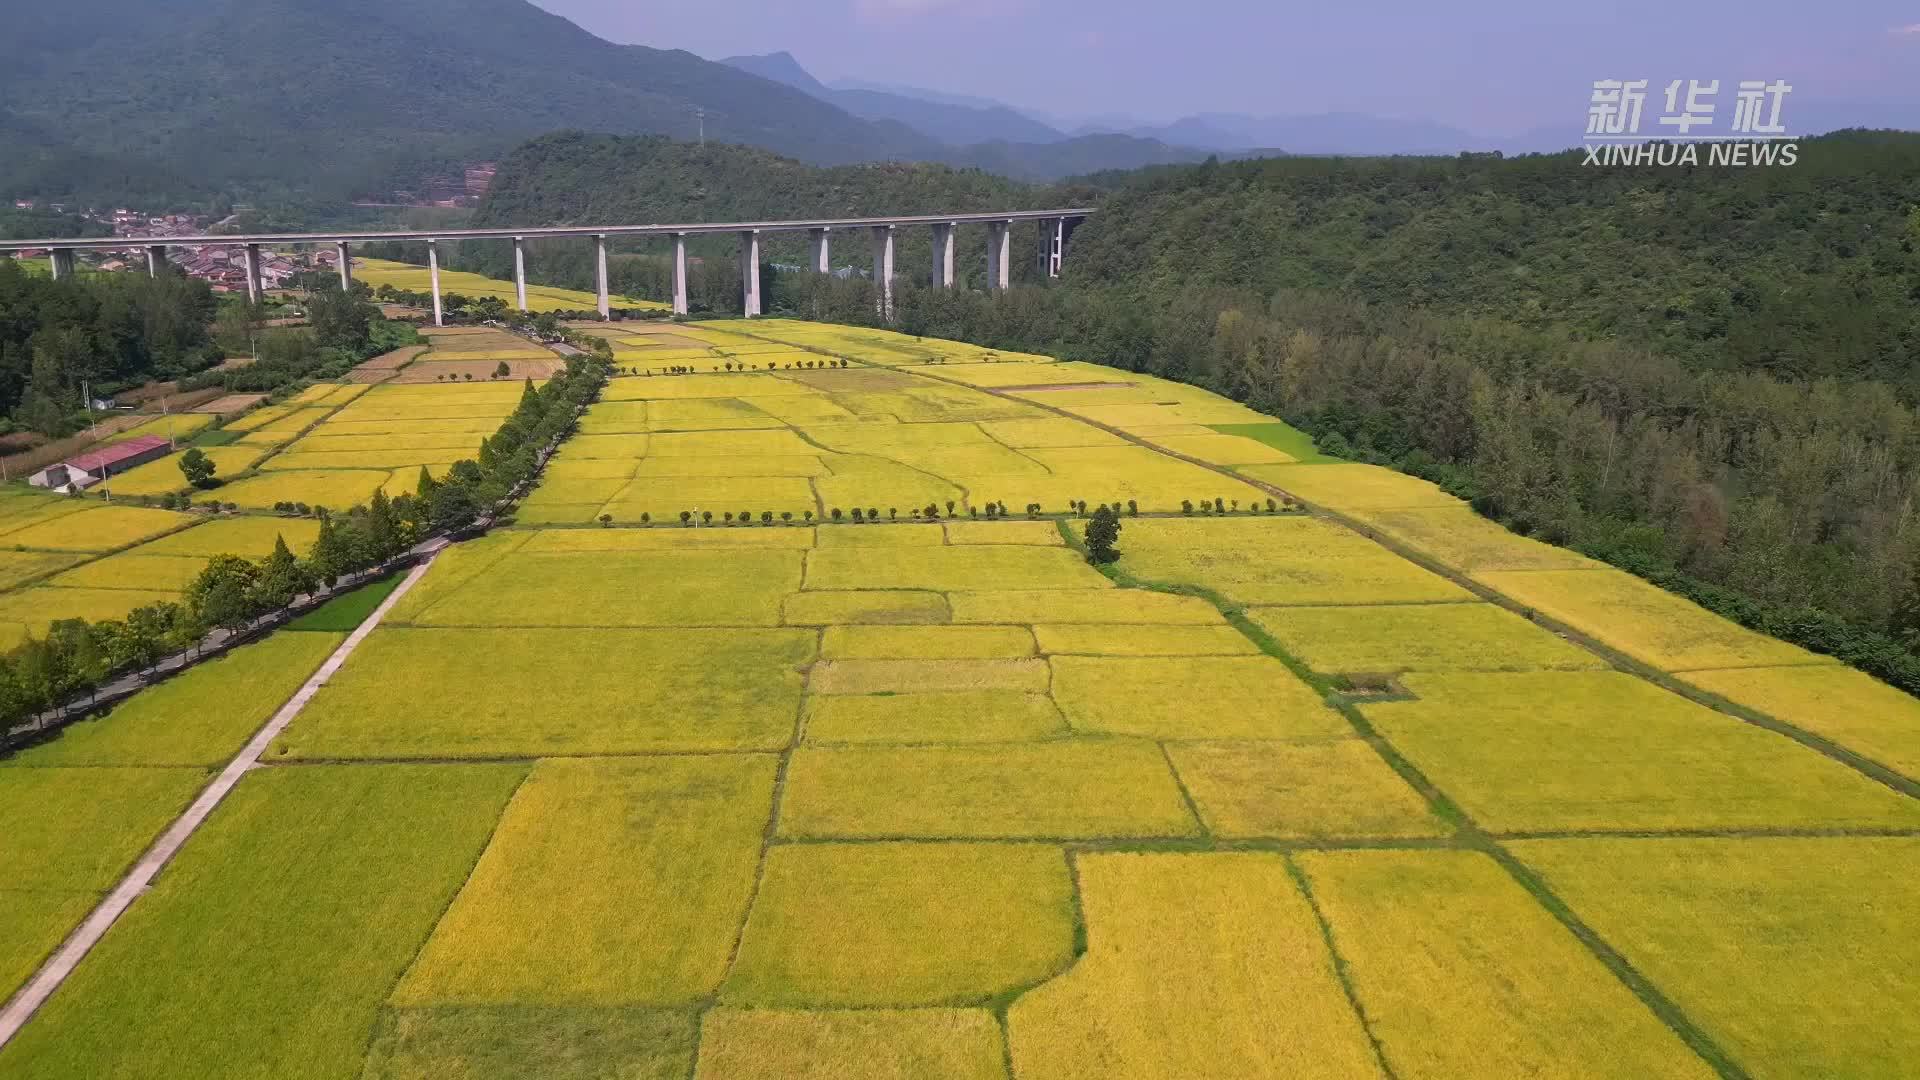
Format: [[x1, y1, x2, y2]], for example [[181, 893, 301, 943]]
[[353, 257, 667, 313], [4, 319, 1918, 1079]]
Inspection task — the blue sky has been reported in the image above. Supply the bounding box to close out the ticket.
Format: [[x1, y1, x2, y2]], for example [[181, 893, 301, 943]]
[[535, 0, 1919, 134]]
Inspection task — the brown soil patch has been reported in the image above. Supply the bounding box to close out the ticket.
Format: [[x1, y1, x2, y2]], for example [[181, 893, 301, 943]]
[[420, 325, 499, 337], [388, 358, 562, 384], [214, 356, 256, 370], [354, 346, 427, 372], [191, 394, 268, 416]]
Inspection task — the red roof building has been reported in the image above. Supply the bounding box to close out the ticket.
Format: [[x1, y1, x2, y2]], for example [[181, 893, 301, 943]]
[[28, 435, 173, 492]]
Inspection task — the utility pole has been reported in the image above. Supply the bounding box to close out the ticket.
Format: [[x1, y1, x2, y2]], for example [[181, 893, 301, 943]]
[[696, 108, 706, 146]]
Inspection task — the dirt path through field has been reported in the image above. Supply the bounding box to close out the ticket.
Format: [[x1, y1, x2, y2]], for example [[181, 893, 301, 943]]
[[0, 550, 443, 1049]]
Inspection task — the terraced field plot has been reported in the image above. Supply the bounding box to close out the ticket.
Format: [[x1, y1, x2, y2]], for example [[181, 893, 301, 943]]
[[7, 320, 1920, 1079]]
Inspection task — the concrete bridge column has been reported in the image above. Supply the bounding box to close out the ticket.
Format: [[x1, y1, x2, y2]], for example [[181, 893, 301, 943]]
[[512, 237, 528, 312], [1037, 218, 1065, 279], [986, 221, 1011, 290], [427, 239, 444, 327], [595, 234, 611, 320], [809, 227, 831, 274], [671, 233, 689, 316], [739, 229, 762, 317], [48, 250, 75, 280], [336, 242, 352, 290], [930, 222, 956, 288], [243, 244, 263, 304], [871, 225, 895, 321], [146, 246, 168, 278]]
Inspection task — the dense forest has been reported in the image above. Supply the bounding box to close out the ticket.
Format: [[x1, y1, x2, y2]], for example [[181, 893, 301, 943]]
[[0, 261, 221, 434]]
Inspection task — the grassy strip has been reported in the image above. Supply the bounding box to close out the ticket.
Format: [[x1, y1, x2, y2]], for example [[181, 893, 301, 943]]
[[286, 571, 405, 631]]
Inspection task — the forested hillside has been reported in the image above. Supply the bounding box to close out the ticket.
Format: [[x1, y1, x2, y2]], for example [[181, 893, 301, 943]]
[[1072, 132, 1920, 386]]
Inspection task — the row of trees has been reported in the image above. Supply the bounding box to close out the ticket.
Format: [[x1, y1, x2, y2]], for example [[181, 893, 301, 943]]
[[1, 352, 611, 739]]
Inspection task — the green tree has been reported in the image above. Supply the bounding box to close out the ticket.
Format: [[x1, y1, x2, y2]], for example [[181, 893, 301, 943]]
[[252, 536, 309, 611], [186, 555, 263, 635], [1084, 504, 1122, 564], [179, 447, 216, 488]]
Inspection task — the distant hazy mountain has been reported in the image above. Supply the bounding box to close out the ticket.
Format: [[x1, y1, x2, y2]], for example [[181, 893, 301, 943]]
[[720, 52, 1064, 147]]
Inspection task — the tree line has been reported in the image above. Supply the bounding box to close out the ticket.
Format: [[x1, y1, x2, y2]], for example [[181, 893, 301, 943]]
[[0, 352, 610, 739]]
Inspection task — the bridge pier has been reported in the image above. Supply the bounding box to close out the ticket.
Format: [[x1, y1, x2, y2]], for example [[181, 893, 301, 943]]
[[809, 227, 831, 275], [146, 246, 168, 278], [48, 250, 74, 280], [336, 242, 352, 290], [987, 220, 1011, 290], [427, 239, 444, 327], [739, 230, 762, 317], [871, 225, 895, 321], [595, 235, 611, 320], [930, 222, 956, 288], [512, 237, 528, 312], [672, 233, 689, 316], [1036, 218, 1065, 279], [243, 244, 263, 304]]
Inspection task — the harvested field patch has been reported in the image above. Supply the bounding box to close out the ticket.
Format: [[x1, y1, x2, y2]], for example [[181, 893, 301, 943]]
[[0, 764, 526, 1080], [694, 1008, 1006, 1080], [725, 843, 1074, 1007], [1366, 671, 1920, 832], [1680, 664, 1920, 780], [821, 624, 1033, 659], [780, 741, 1198, 839], [1032, 623, 1257, 656], [948, 589, 1221, 624], [12, 631, 344, 767], [1477, 567, 1828, 672], [784, 590, 948, 625], [809, 658, 1049, 694], [1052, 655, 1342, 740], [277, 628, 812, 758], [806, 546, 1110, 591], [1298, 849, 1714, 1079], [803, 691, 1065, 744], [1248, 603, 1604, 673], [391, 359, 560, 384], [1511, 836, 1920, 1080], [396, 756, 774, 1005], [1169, 741, 1444, 839], [1007, 852, 1381, 1080], [1112, 516, 1473, 605], [2, 505, 189, 552]]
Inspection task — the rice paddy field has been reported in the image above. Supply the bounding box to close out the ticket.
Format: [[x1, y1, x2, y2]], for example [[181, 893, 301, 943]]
[[4, 318, 1917, 1078], [352, 257, 666, 314]]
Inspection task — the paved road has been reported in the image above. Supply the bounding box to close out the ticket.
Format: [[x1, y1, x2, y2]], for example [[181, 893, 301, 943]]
[[0, 552, 442, 1048]]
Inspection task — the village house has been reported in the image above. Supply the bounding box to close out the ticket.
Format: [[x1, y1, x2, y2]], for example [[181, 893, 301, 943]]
[[26, 435, 172, 493]]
